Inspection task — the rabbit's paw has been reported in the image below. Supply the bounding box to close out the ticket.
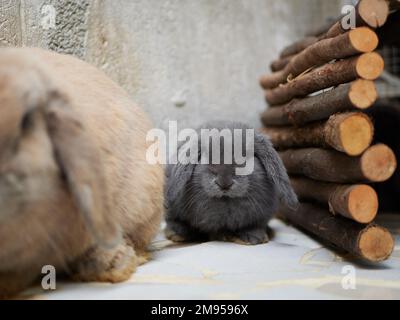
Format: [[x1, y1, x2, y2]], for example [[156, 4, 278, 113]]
[[230, 229, 269, 246], [71, 242, 137, 283], [164, 220, 204, 243], [137, 250, 152, 266], [165, 226, 189, 243]]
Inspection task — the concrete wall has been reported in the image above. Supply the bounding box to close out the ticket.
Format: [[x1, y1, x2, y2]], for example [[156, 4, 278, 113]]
[[0, 0, 342, 130]]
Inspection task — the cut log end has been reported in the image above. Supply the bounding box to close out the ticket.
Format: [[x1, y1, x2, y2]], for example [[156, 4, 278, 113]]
[[358, 0, 390, 28], [337, 113, 374, 156], [347, 185, 378, 223], [356, 52, 384, 80], [281, 202, 394, 262], [358, 225, 394, 261], [361, 144, 397, 182], [291, 178, 378, 224], [349, 79, 377, 109], [349, 27, 379, 53]]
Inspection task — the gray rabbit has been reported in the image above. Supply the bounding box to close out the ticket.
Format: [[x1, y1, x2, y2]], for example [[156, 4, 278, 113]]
[[165, 121, 298, 245]]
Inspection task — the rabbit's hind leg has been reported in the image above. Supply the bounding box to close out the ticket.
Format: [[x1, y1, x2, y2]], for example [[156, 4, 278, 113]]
[[70, 240, 137, 283]]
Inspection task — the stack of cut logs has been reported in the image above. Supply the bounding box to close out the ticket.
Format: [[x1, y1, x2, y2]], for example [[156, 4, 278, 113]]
[[260, 0, 400, 262]]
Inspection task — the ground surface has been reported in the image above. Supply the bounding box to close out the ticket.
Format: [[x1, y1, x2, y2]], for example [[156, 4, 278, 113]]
[[23, 215, 400, 300]]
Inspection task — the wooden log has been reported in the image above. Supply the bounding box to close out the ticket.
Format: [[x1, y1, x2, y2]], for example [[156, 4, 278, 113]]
[[261, 80, 377, 126], [279, 37, 318, 58], [324, 0, 390, 39], [280, 202, 394, 262], [278, 144, 397, 183], [264, 52, 384, 106], [356, 0, 390, 27], [262, 112, 374, 156], [270, 55, 293, 72], [276, 0, 390, 59], [261, 27, 379, 89], [290, 177, 378, 224]]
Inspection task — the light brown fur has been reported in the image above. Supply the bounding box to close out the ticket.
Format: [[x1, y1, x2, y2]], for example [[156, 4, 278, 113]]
[[0, 48, 164, 297]]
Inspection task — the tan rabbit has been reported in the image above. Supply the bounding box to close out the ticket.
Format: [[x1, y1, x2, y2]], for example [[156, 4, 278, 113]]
[[0, 47, 164, 297]]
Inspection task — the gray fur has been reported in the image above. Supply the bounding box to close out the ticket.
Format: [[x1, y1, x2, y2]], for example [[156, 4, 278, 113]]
[[165, 121, 298, 244]]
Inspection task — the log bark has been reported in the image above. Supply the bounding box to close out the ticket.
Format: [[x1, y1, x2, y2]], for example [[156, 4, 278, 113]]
[[279, 37, 318, 58], [324, 0, 390, 39], [278, 144, 397, 183], [264, 52, 384, 106], [276, 0, 390, 59], [261, 80, 377, 126], [262, 112, 374, 156], [270, 55, 293, 72], [261, 27, 379, 89], [280, 202, 394, 262], [290, 177, 378, 224]]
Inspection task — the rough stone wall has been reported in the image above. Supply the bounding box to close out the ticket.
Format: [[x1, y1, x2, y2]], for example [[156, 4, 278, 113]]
[[14, 0, 90, 57], [0, 0, 22, 46], [0, 0, 342, 129]]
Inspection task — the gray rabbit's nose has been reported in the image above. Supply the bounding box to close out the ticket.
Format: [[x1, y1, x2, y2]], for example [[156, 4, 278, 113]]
[[215, 178, 233, 190]]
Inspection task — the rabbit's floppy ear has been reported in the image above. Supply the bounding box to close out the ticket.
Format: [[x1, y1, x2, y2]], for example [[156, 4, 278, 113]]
[[165, 136, 199, 205], [166, 162, 196, 205], [254, 132, 298, 209], [44, 92, 121, 248]]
